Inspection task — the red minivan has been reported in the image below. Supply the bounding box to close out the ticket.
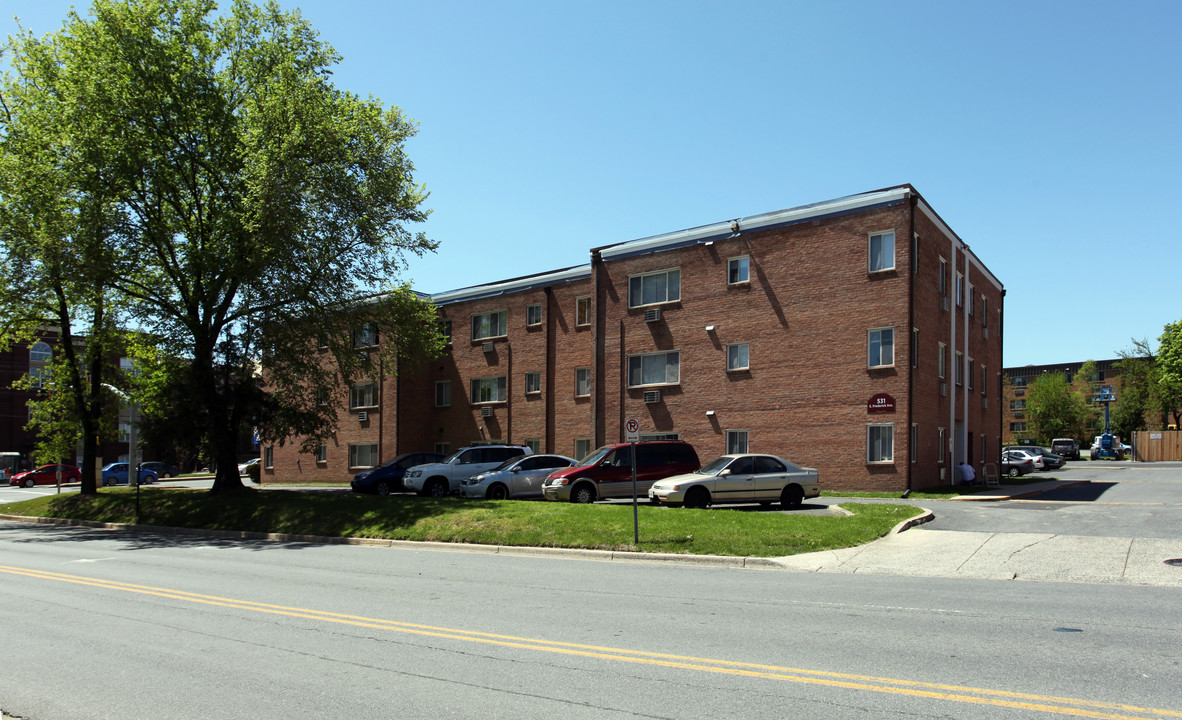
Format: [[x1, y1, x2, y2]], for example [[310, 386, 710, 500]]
[[541, 441, 699, 503]]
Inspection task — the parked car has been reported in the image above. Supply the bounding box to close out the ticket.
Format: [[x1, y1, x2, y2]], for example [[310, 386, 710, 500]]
[[351, 452, 444, 495], [1002, 446, 1064, 471], [648, 453, 819, 508], [403, 445, 533, 497], [460, 454, 578, 499], [542, 441, 700, 503], [237, 458, 260, 475], [1000, 452, 1035, 477], [100, 462, 158, 486], [1050, 438, 1080, 461], [1002, 448, 1045, 472], [9, 464, 82, 487], [140, 461, 179, 479]]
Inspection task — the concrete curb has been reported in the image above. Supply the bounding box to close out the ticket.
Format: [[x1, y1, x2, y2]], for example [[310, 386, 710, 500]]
[[0, 514, 783, 569]]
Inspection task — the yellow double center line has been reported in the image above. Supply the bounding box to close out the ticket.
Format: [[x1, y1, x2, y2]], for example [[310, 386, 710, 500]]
[[2, 563, 1178, 719]]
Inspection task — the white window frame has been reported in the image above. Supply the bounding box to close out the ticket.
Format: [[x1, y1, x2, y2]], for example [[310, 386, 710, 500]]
[[981, 365, 987, 396], [575, 297, 591, 327], [867, 424, 894, 463], [264, 446, 274, 469], [352, 323, 378, 349], [574, 368, 591, 397], [726, 343, 750, 371], [726, 430, 749, 454], [968, 358, 975, 390], [938, 427, 946, 463], [29, 341, 52, 363], [525, 438, 541, 454], [868, 230, 895, 272], [727, 256, 750, 285], [524, 372, 541, 395], [627, 350, 680, 387], [938, 343, 947, 379], [868, 327, 894, 369], [471, 310, 507, 341], [628, 268, 680, 308], [315, 444, 327, 463], [938, 257, 947, 296], [526, 304, 542, 327], [350, 382, 378, 409], [470, 376, 507, 404], [968, 284, 975, 316], [956, 273, 964, 307], [956, 351, 964, 386], [348, 443, 378, 469], [574, 438, 592, 461], [435, 380, 451, 408]]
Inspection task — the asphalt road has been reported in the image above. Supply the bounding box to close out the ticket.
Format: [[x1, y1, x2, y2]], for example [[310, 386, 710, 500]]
[[3, 462, 1182, 720]]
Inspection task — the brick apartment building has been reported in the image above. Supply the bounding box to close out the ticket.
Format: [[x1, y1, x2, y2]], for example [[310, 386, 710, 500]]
[[268, 185, 1005, 491], [1002, 358, 1126, 445]]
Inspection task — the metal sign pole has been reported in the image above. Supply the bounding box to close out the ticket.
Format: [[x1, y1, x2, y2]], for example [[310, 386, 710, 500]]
[[631, 440, 639, 545]]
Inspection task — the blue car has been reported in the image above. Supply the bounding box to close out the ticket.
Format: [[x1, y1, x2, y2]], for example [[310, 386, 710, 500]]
[[100, 462, 158, 486], [351, 452, 443, 495]]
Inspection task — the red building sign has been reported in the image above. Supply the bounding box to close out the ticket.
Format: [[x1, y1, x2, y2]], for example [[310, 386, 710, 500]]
[[867, 393, 895, 413]]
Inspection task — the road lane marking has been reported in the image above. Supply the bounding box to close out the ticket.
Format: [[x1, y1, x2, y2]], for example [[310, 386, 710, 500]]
[[2, 563, 1178, 719]]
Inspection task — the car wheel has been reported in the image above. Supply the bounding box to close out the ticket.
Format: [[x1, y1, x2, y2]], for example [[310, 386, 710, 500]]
[[683, 486, 709, 509], [23, 478, 35, 488], [376, 481, 391, 496], [104, 477, 115, 486], [570, 483, 596, 504], [488, 484, 509, 500], [1007, 467, 1021, 477], [780, 485, 804, 508], [425, 479, 448, 498]]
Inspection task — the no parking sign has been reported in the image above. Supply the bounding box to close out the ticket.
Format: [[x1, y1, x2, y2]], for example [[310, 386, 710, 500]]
[[624, 417, 640, 443]]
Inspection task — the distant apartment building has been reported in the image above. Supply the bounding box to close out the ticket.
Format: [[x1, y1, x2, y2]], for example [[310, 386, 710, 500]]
[[268, 185, 1005, 491], [1002, 358, 1126, 444]]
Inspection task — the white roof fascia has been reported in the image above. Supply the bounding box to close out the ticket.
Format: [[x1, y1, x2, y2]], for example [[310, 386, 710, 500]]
[[598, 187, 912, 260], [916, 199, 1002, 293], [431, 265, 591, 306]]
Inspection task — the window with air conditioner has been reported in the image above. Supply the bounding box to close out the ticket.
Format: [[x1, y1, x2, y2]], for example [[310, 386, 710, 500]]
[[350, 382, 377, 409], [628, 268, 680, 308], [627, 350, 680, 387], [471, 310, 507, 341]]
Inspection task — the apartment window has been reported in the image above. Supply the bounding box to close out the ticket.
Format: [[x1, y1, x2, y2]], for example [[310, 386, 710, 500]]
[[350, 382, 377, 409], [868, 328, 894, 368], [981, 296, 988, 327], [315, 444, 327, 463], [1010, 422, 1027, 432], [575, 297, 591, 326], [524, 372, 541, 395], [867, 424, 894, 463], [967, 284, 975, 316], [348, 443, 378, 469], [727, 343, 750, 371], [981, 365, 987, 395], [29, 341, 52, 363], [938, 343, 947, 379], [526, 304, 542, 327], [29, 366, 48, 389], [119, 422, 131, 443], [525, 438, 541, 454], [910, 424, 918, 463], [471, 310, 507, 341], [317, 331, 328, 349], [352, 323, 378, 348], [627, 350, 680, 387], [937, 428, 946, 463], [435, 380, 452, 407], [575, 368, 591, 397], [726, 430, 749, 454], [912, 233, 919, 274], [938, 257, 947, 296], [574, 438, 592, 461], [868, 231, 895, 272], [440, 319, 453, 344], [727, 256, 750, 285], [1010, 399, 1026, 411], [264, 446, 274, 468], [956, 273, 964, 307], [955, 352, 964, 385], [641, 432, 680, 441], [968, 358, 975, 390], [911, 329, 918, 368], [981, 435, 987, 464], [628, 268, 680, 307], [434, 442, 451, 455], [317, 387, 328, 406], [470, 376, 507, 404]]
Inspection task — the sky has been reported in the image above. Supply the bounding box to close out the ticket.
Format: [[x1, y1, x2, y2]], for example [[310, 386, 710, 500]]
[[4, 1, 1180, 369]]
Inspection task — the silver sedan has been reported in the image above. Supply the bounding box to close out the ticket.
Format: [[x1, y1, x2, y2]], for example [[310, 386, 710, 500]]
[[648, 454, 820, 508], [460, 454, 578, 500]]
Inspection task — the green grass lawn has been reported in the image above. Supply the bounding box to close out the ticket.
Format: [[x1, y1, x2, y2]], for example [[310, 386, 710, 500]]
[[1, 489, 921, 558]]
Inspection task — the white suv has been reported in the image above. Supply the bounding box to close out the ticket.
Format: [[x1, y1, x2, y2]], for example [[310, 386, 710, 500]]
[[403, 445, 533, 497]]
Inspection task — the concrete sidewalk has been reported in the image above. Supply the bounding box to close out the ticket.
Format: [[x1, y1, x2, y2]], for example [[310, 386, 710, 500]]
[[775, 480, 1182, 586]]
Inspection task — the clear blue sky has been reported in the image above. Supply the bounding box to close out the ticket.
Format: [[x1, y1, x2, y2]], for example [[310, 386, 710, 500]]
[[6, 1, 1180, 369]]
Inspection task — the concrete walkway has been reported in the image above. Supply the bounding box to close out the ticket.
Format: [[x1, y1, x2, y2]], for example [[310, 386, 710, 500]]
[[775, 479, 1182, 586]]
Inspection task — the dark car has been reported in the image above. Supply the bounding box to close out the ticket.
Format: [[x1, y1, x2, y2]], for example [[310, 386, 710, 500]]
[[9, 464, 82, 487], [141, 461, 180, 479], [1000, 452, 1035, 478], [1050, 438, 1080, 461], [351, 452, 444, 495]]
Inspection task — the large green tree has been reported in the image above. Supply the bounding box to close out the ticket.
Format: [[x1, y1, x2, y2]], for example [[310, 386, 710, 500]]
[[1156, 322, 1182, 430], [1025, 371, 1091, 445], [2, 0, 443, 493]]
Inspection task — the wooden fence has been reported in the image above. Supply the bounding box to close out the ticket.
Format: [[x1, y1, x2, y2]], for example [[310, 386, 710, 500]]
[[1131, 430, 1182, 462]]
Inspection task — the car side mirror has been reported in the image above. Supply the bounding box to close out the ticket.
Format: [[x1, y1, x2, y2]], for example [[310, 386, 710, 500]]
[[718, 469, 731, 477]]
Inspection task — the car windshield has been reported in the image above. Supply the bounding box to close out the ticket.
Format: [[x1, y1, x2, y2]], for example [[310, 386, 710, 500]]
[[439, 450, 464, 464], [695, 456, 734, 475], [576, 446, 614, 466]]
